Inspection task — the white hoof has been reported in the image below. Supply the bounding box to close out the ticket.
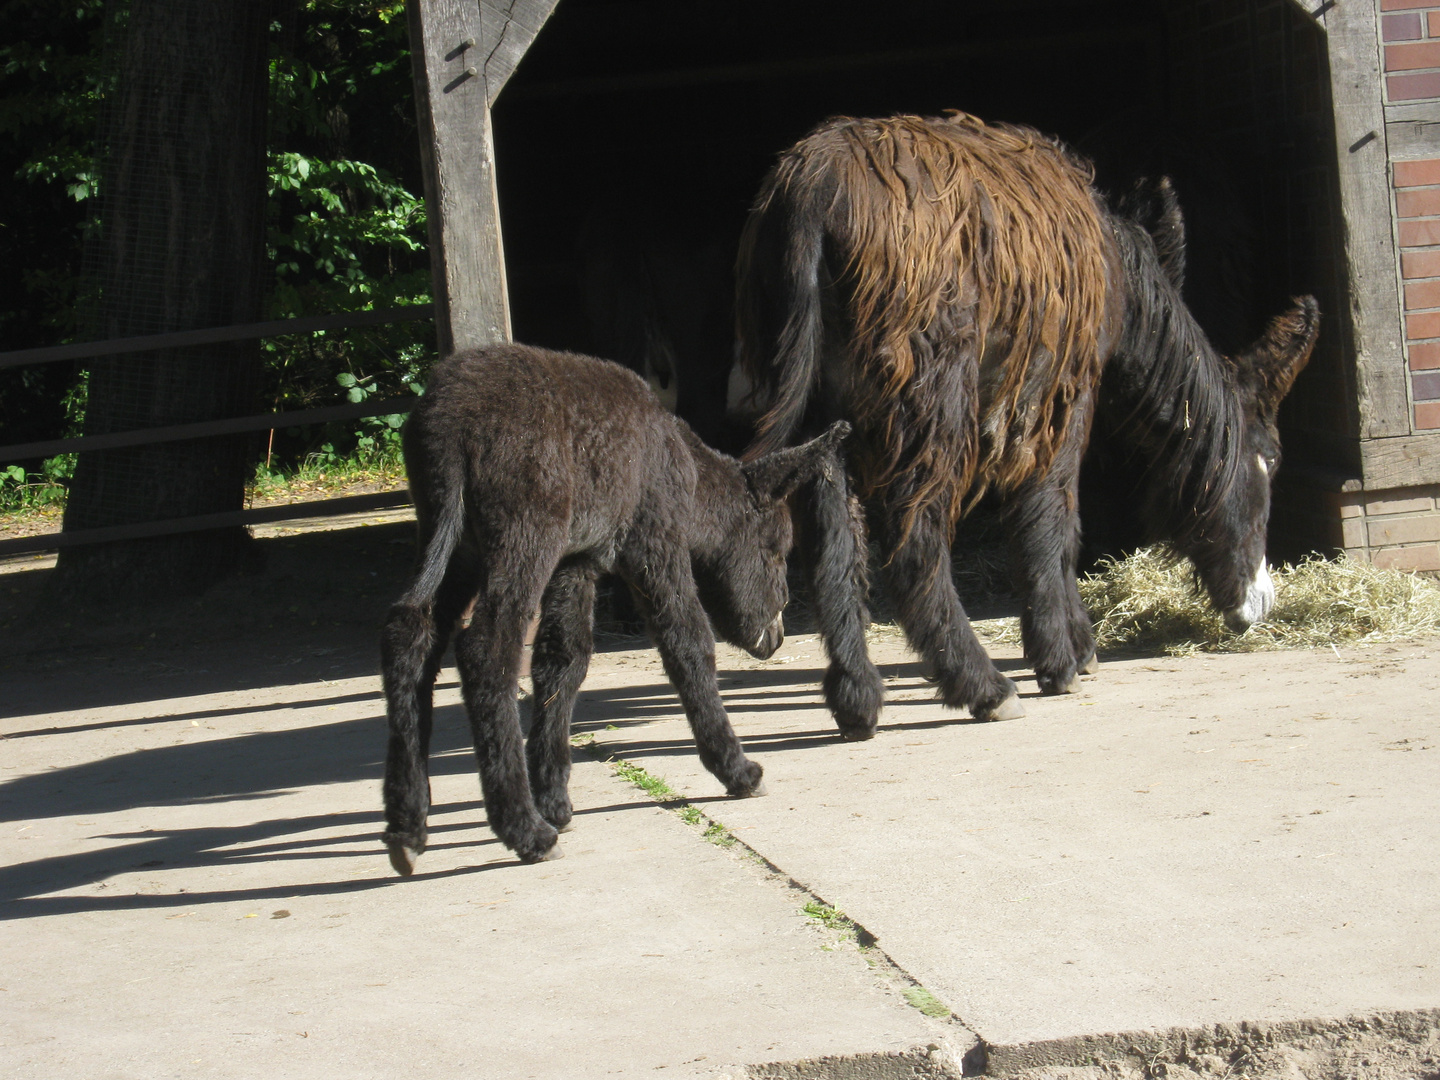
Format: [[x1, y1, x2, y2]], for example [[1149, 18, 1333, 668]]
[[977, 694, 1025, 722]]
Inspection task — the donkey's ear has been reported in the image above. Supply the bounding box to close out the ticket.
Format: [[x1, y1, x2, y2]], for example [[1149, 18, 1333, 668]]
[[742, 421, 850, 501], [1120, 176, 1186, 291], [1237, 296, 1320, 412]]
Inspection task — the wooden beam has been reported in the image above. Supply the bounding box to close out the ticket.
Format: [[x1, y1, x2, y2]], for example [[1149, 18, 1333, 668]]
[[1318, 1, 1411, 446], [0, 490, 414, 559], [407, 0, 559, 358], [1361, 431, 1440, 489]]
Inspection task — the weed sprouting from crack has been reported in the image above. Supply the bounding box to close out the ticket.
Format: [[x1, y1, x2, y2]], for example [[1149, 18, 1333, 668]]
[[704, 822, 737, 848], [902, 986, 952, 1019], [588, 746, 972, 1040], [803, 900, 858, 940], [611, 758, 679, 801], [598, 752, 740, 849]]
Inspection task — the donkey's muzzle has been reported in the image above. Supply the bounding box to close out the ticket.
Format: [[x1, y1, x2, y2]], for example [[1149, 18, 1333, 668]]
[[747, 613, 785, 660], [1224, 561, 1275, 632]]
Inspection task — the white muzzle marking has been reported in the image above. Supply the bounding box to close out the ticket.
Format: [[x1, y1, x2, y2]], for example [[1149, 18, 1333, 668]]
[[756, 613, 784, 651], [1227, 561, 1275, 631]]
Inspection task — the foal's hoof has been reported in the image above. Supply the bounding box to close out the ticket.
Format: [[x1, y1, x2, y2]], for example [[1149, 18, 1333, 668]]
[[518, 839, 564, 865], [839, 726, 877, 742], [974, 693, 1025, 722], [736, 779, 768, 798], [386, 843, 420, 877], [1081, 651, 1099, 675]]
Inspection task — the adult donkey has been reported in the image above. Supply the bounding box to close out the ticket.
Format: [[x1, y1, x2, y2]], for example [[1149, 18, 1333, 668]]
[[381, 344, 845, 870], [736, 111, 1318, 737]]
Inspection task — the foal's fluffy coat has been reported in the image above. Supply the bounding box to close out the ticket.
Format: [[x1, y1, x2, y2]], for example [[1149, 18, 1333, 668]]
[[380, 344, 844, 869]]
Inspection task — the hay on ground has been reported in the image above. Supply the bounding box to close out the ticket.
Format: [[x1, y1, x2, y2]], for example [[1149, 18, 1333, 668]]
[[1080, 547, 1440, 655]]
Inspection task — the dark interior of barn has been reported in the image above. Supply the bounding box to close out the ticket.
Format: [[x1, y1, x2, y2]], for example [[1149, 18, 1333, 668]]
[[492, 0, 1348, 558]]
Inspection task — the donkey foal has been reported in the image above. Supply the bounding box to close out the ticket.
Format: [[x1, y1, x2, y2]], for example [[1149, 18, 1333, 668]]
[[381, 344, 845, 872]]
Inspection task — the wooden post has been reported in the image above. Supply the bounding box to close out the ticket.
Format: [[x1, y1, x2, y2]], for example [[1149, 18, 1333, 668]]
[[1314, 1, 1410, 449], [408, 0, 561, 356]]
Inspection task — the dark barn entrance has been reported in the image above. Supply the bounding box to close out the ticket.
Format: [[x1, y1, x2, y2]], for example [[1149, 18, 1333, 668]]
[[489, 0, 1348, 558]]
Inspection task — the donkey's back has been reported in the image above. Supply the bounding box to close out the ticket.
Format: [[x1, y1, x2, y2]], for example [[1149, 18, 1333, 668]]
[[405, 345, 692, 558]]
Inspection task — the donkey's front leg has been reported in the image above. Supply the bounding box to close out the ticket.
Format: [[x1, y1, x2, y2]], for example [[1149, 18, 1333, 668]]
[[1006, 443, 1096, 696], [626, 552, 765, 797], [879, 501, 1023, 722], [527, 560, 599, 832]]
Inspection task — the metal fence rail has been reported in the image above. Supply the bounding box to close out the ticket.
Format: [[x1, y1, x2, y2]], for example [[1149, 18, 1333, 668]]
[[0, 304, 432, 557]]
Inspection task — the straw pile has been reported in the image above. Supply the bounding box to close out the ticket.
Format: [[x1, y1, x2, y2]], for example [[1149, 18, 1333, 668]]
[[1079, 547, 1440, 655]]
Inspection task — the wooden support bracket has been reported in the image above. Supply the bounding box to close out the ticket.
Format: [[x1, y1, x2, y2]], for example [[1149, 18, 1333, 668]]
[[407, 0, 561, 358]]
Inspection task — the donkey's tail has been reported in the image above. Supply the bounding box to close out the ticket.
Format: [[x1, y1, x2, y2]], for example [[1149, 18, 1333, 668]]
[[737, 173, 827, 459], [398, 476, 465, 610]]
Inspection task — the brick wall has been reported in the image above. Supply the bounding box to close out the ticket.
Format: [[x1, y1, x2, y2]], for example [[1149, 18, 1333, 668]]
[[1385, 0, 1440, 431]]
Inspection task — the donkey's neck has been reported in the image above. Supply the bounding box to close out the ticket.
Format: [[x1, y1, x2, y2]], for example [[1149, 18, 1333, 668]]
[[681, 423, 752, 553], [1105, 221, 1244, 525]]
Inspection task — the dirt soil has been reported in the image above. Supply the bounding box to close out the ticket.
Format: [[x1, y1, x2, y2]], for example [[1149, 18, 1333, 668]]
[[2, 518, 1438, 1079]]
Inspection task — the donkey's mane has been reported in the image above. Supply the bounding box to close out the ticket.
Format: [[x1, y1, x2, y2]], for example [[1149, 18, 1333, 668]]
[[1106, 218, 1245, 540], [748, 111, 1115, 531]]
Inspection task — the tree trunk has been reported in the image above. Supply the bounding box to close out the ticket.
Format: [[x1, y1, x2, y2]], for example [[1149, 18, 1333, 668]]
[[55, 0, 270, 602]]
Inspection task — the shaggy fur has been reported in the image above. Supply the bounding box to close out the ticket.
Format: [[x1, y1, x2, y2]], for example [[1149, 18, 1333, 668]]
[[380, 343, 845, 869], [736, 112, 1318, 734]]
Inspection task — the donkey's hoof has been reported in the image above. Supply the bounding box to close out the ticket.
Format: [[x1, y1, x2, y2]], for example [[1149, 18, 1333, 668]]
[[838, 722, 878, 742], [1038, 673, 1082, 695], [974, 693, 1025, 722], [738, 779, 769, 798], [1081, 651, 1099, 675], [386, 843, 420, 877], [518, 838, 564, 864]]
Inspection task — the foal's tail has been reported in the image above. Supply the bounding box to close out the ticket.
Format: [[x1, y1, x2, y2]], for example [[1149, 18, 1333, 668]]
[[398, 473, 465, 610], [736, 167, 827, 460]]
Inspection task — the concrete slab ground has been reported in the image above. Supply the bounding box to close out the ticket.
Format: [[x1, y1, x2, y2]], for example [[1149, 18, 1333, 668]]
[[579, 631, 1440, 1074], [0, 665, 950, 1080], [3, 520, 1439, 1078]]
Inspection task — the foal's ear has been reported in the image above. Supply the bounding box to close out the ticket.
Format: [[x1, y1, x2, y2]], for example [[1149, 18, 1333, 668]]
[[1121, 176, 1186, 291], [1237, 296, 1320, 412], [742, 421, 850, 502]]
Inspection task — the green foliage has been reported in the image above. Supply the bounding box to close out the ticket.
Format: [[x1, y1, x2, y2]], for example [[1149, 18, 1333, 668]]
[[0, 453, 73, 512], [1, 0, 433, 504], [257, 0, 433, 474]]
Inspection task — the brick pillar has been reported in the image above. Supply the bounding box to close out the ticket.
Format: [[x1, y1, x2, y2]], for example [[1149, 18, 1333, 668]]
[[1384, 1, 1440, 433]]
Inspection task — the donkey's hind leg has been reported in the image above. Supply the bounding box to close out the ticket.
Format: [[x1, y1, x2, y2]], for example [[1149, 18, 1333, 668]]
[[878, 500, 1023, 722], [380, 565, 477, 876], [527, 558, 599, 832], [1005, 426, 1096, 696], [454, 535, 564, 864], [797, 468, 884, 740]]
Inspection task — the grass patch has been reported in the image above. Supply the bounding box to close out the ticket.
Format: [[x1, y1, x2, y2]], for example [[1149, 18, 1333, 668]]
[[610, 759, 679, 801], [802, 900, 856, 937], [247, 456, 405, 505], [703, 822, 737, 848], [604, 754, 742, 849], [1082, 547, 1440, 655], [901, 986, 952, 1018]]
